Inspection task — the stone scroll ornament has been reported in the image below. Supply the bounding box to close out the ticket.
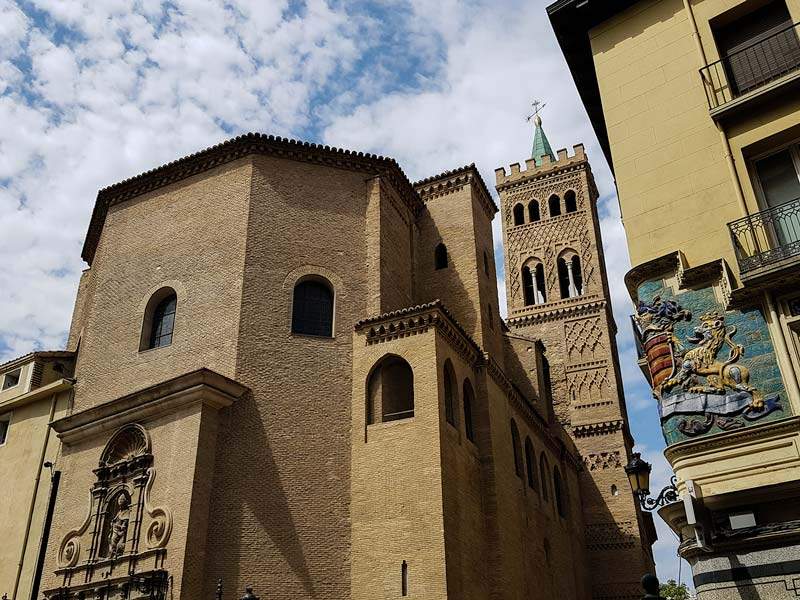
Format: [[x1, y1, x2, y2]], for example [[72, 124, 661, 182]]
[[633, 297, 781, 439], [57, 424, 172, 569]]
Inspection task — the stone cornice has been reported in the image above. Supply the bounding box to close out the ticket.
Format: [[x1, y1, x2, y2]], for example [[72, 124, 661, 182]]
[[82, 133, 423, 265], [414, 164, 498, 219], [355, 300, 483, 365], [664, 416, 800, 462], [53, 368, 249, 445], [355, 301, 583, 470], [506, 295, 606, 326]]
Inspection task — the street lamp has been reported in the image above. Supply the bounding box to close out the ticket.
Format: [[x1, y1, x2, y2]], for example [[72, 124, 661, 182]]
[[625, 452, 679, 511]]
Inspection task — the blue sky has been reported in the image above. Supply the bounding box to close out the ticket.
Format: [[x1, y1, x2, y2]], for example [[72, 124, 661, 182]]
[[0, 0, 688, 587]]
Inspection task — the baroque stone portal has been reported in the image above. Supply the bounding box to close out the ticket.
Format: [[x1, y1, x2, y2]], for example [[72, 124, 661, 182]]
[[45, 423, 172, 600]]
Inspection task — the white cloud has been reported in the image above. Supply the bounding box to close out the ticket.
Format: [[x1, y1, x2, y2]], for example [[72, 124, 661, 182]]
[[0, 0, 367, 356]]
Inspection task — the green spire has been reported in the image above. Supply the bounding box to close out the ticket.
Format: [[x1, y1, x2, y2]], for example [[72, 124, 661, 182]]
[[531, 114, 555, 166]]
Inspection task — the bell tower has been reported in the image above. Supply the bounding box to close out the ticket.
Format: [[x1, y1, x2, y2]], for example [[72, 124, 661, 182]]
[[495, 113, 655, 600]]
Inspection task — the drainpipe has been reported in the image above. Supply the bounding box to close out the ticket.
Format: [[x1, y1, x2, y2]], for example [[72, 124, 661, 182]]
[[683, 0, 749, 218], [11, 393, 58, 600]]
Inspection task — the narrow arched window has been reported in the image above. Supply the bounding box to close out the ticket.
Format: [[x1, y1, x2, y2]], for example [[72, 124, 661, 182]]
[[535, 263, 546, 303], [571, 255, 583, 296], [367, 355, 414, 424], [292, 278, 334, 337], [141, 288, 177, 350], [401, 561, 408, 596], [463, 379, 476, 442], [554, 466, 567, 518], [525, 437, 539, 492], [558, 253, 582, 299], [558, 258, 569, 299], [522, 266, 535, 306], [513, 203, 525, 226], [548, 194, 561, 217], [435, 243, 448, 270], [443, 360, 457, 427], [511, 419, 523, 478], [565, 190, 577, 213], [539, 454, 550, 502], [528, 199, 540, 222], [483, 250, 490, 276]]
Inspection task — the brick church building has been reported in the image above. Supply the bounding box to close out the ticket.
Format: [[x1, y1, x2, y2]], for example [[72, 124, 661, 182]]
[[1, 118, 654, 600]]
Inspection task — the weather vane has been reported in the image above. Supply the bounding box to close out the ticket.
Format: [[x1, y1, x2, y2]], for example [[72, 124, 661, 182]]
[[526, 100, 546, 123]]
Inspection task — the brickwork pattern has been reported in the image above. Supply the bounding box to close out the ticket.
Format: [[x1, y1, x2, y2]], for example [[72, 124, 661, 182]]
[[39, 140, 650, 600], [497, 148, 655, 599]]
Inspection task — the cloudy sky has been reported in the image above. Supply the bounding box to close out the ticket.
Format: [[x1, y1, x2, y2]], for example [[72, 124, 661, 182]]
[[0, 0, 688, 587]]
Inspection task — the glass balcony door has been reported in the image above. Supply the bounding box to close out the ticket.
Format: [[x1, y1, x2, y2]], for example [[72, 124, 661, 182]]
[[755, 147, 800, 248], [715, 1, 800, 96]]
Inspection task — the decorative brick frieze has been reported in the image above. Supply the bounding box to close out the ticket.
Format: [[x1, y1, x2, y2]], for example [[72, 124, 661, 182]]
[[572, 420, 625, 438], [583, 451, 623, 471]]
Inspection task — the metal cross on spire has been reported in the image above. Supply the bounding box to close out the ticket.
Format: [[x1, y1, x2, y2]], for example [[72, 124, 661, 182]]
[[526, 99, 555, 165], [525, 100, 547, 123]]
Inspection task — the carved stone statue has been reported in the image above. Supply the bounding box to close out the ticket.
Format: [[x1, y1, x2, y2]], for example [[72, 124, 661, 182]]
[[108, 494, 131, 558]]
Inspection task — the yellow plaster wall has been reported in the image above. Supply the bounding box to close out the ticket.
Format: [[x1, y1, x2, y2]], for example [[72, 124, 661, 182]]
[[590, 0, 800, 277], [0, 389, 70, 600], [590, 0, 740, 271]]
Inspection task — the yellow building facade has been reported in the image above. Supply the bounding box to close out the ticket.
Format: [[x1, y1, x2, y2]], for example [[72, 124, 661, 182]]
[[550, 0, 800, 597], [0, 352, 74, 600]]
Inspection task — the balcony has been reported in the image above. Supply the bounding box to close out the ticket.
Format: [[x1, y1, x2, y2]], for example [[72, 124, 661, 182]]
[[701, 21, 800, 113], [729, 197, 800, 277]]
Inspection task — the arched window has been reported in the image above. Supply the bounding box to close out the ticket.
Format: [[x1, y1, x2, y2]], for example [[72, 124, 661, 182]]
[[443, 360, 458, 427], [401, 560, 408, 596], [522, 266, 535, 306], [535, 263, 546, 303], [548, 194, 561, 217], [140, 287, 177, 350], [525, 437, 539, 492], [367, 355, 414, 424], [463, 379, 476, 442], [565, 190, 577, 213], [292, 278, 334, 337], [571, 255, 583, 296], [528, 199, 541, 222], [554, 466, 567, 518], [483, 250, 490, 276], [539, 453, 550, 502], [558, 252, 583, 299], [558, 257, 570, 299], [435, 243, 448, 270], [513, 203, 525, 226], [541, 350, 553, 409], [511, 419, 523, 478], [523, 261, 546, 306]]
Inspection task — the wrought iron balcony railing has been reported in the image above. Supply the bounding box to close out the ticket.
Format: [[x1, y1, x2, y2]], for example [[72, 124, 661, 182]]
[[729, 197, 800, 275], [701, 21, 800, 110]]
